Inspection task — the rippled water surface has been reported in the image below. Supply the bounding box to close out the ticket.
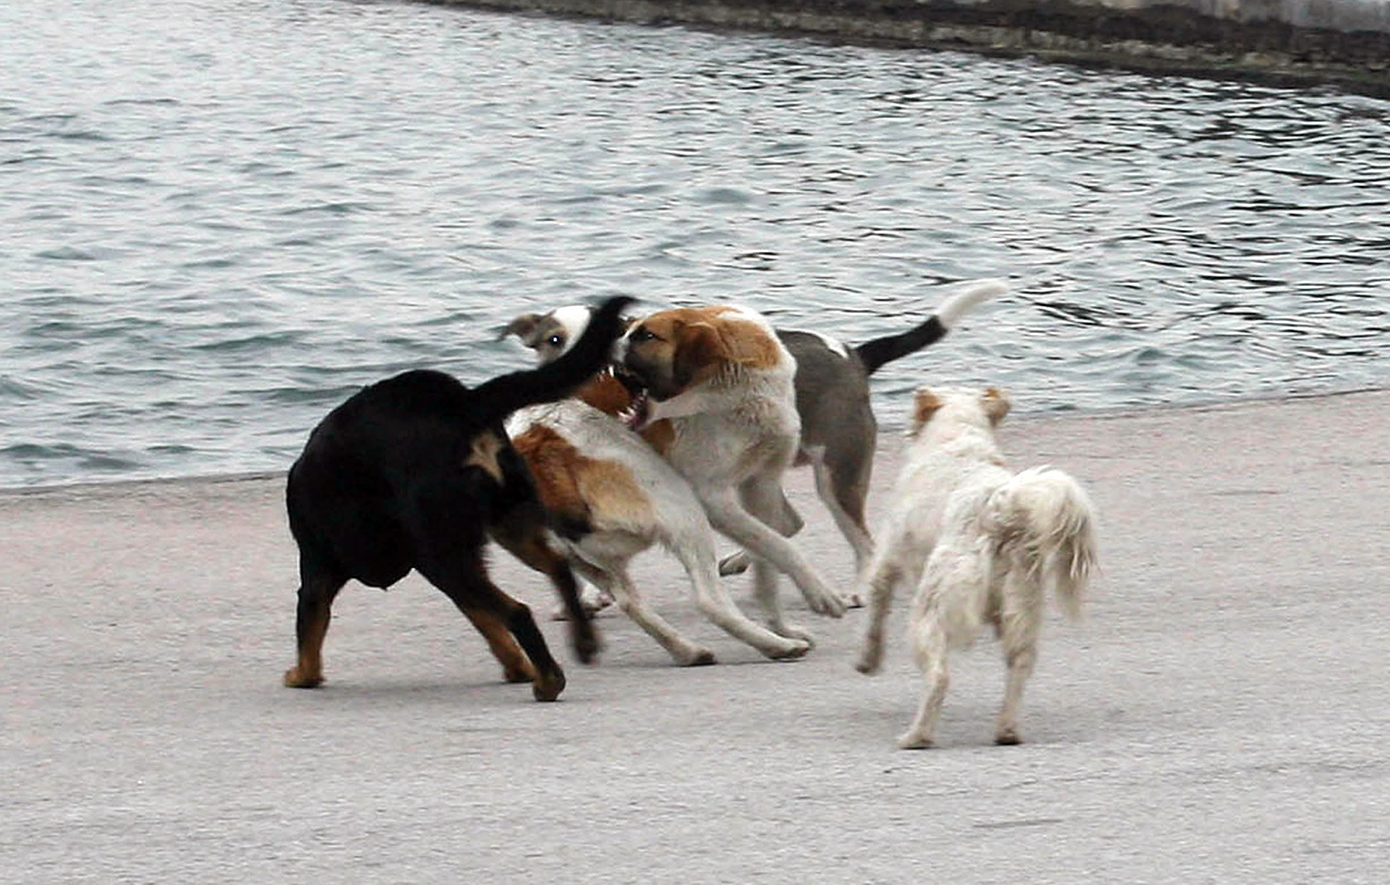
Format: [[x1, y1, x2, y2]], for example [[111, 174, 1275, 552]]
[[2, 0, 1388, 487]]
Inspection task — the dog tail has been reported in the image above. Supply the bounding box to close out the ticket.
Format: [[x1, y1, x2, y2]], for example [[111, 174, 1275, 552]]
[[852, 280, 1006, 377], [471, 296, 634, 427], [986, 466, 1097, 621]]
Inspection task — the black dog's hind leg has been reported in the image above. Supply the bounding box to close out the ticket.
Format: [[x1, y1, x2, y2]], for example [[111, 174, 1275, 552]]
[[457, 602, 538, 685], [410, 481, 570, 701], [490, 503, 600, 665], [426, 561, 568, 702]]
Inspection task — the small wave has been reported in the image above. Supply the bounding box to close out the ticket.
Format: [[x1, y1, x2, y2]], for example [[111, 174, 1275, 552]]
[[277, 202, 372, 216], [35, 246, 99, 261]]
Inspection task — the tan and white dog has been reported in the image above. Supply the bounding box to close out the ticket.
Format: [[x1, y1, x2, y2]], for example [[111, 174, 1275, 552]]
[[617, 305, 847, 643], [854, 386, 1097, 749], [504, 371, 812, 665]]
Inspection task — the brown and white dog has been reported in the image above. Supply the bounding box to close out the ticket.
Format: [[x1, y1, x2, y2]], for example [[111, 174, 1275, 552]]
[[504, 281, 1004, 590], [503, 371, 812, 664], [854, 386, 1098, 748], [616, 305, 848, 643]]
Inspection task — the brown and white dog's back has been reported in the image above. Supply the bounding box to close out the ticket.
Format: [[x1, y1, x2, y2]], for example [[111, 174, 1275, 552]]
[[854, 386, 1097, 748]]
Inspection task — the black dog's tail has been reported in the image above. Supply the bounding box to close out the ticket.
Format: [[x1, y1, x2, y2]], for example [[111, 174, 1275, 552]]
[[852, 280, 1006, 377], [471, 295, 635, 426]]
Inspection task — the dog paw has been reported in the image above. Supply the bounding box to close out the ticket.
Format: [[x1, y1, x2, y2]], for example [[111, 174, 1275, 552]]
[[808, 590, 847, 618], [679, 648, 718, 667], [845, 592, 865, 609], [765, 639, 811, 660], [897, 732, 934, 750], [571, 624, 602, 666], [282, 667, 323, 689], [770, 622, 815, 646], [551, 587, 614, 621], [532, 669, 566, 702], [994, 730, 1022, 746], [854, 655, 882, 676], [717, 550, 751, 576]]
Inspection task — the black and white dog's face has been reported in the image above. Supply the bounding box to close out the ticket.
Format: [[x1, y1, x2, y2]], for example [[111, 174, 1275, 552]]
[[501, 306, 599, 366]]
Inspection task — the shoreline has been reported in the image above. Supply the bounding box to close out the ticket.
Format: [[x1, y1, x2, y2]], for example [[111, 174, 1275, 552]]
[[425, 0, 1390, 97], [3, 383, 1384, 497]]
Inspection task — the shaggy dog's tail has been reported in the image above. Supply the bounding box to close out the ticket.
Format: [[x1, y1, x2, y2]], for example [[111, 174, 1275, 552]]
[[853, 280, 1006, 377], [472, 295, 634, 426], [986, 466, 1098, 620]]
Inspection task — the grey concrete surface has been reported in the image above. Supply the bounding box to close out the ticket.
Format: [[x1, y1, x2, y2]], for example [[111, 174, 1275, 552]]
[[3, 390, 1388, 883]]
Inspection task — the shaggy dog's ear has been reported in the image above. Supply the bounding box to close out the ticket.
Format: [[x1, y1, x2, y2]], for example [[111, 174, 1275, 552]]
[[500, 314, 543, 347], [673, 322, 727, 390], [982, 387, 1011, 425], [911, 388, 944, 434]]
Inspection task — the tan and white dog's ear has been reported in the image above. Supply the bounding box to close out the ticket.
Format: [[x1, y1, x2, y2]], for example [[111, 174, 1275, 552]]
[[500, 314, 542, 346], [911, 388, 944, 434], [673, 322, 728, 390], [982, 387, 1011, 425]]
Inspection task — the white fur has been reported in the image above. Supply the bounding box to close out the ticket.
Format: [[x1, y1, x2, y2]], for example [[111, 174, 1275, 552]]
[[506, 400, 810, 664], [853, 386, 1097, 749], [935, 280, 1007, 329], [622, 306, 848, 645], [547, 306, 593, 353]]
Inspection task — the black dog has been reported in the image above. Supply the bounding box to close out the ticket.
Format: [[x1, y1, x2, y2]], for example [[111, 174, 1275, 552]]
[[283, 295, 632, 701]]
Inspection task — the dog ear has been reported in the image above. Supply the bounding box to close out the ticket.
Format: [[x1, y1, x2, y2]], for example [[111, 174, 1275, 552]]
[[911, 388, 944, 434], [673, 322, 727, 389], [500, 314, 543, 347], [982, 387, 1011, 425]]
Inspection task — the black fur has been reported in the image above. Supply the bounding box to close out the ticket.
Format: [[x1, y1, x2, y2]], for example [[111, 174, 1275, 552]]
[[282, 295, 633, 700], [849, 316, 948, 378]]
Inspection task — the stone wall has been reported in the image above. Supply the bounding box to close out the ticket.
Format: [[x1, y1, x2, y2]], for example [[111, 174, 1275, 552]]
[[429, 0, 1390, 95]]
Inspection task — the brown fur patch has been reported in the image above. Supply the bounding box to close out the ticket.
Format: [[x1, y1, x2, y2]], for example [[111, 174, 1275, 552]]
[[912, 388, 944, 434], [512, 423, 654, 533], [464, 430, 505, 483], [576, 372, 634, 416], [639, 419, 675, 456], [511, 425, 591, 528], [982, 387, 1012, 425], [629, 307, 785, 396]]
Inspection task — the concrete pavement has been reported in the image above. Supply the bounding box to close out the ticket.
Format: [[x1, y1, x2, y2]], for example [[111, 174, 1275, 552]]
[[3, 389, 1388, 883]]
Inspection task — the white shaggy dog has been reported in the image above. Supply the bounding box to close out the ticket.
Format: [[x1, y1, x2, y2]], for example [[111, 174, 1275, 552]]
[[854, 386, 1097, 749]]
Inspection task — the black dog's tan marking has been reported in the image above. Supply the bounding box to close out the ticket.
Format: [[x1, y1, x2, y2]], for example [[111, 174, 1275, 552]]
[[282, 296, 632, 700]]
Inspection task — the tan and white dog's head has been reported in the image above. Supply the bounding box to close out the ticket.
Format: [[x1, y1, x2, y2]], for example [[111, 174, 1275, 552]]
[[617, 306, 786, 402], [910, 385, 1011, 440]]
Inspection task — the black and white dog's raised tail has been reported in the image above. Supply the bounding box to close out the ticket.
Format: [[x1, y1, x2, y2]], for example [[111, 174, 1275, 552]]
[[851, 280, 1006, 377]]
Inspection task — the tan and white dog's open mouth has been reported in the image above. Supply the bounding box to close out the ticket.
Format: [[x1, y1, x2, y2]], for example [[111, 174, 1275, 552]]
[[611, 364, 653, 431]]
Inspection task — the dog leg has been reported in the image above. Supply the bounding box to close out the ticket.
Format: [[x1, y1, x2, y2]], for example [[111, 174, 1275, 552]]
[[995, 591, 1042, 745], [490, 513, 600, 665], [457, 604, 537, 684], [675, 542, 811, 660], [853, 557, 901, 676], [717, 488, 801, 577], [578, 560, 716, 667], [717, 478, 846, 619], [550, 578, 613, 621], [811, 452, 874, 597], [899, 629, 950, 750], [283, 570, 346, 689], [413, 522, 570, 701]]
